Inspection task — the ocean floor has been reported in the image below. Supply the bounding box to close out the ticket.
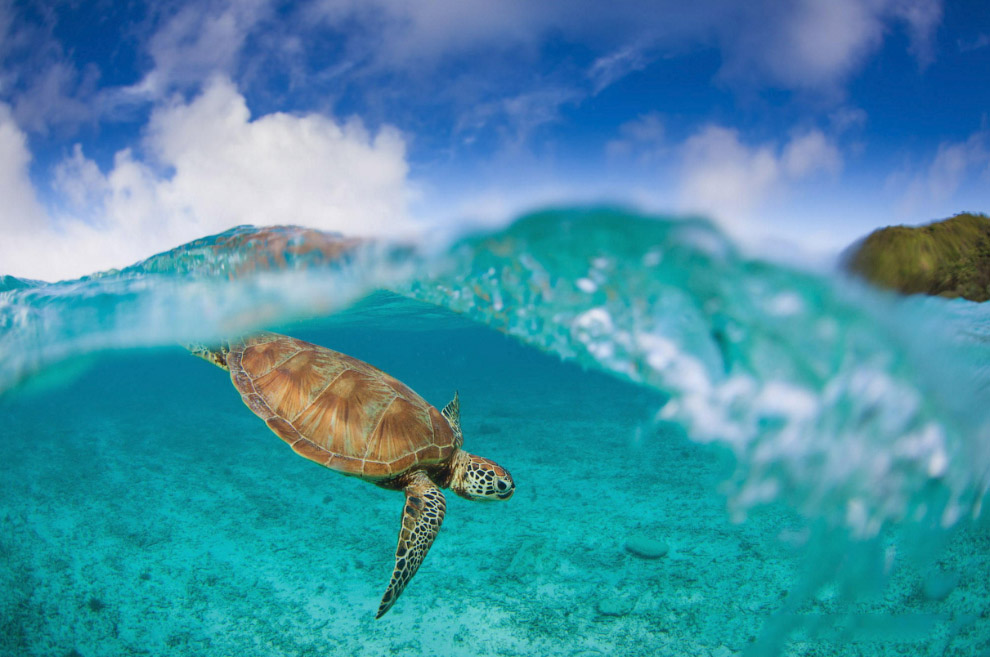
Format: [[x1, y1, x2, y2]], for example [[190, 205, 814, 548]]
[[1, 322, 988, 657]]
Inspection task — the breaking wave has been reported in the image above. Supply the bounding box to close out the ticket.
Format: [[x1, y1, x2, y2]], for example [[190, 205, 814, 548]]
[[3, 208, 989, 536]]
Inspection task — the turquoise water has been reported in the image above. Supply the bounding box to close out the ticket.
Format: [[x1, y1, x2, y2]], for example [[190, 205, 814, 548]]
[[2, 208, 989, 656]]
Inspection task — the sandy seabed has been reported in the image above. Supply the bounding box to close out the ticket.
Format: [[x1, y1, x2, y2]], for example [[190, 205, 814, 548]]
[[1, 327, 988, 657]]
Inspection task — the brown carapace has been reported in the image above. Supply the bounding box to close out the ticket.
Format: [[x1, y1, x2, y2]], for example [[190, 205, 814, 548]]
[[190, 332, 514, 617]]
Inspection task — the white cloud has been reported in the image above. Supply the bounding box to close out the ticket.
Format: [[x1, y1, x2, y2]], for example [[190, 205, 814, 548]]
[[829, 106, 869, 133], [782, 130, 843, 178], [385, 1, 940, 90], [679, 126, 782, 220], [120, 0, 271, 102], [1, 77, 414, 281], [53, 144, 108, 214], [0, 0, 945, 142], [11, 61, 98, 133], [605, 112, 665, 162], [895, 130, 990, 218], [0, 1, 98, 133], [306, 0, 546, 67], [926, 131, 990, 200], [588, 41, 655, 95], [716, 0, 942, 90], [677, 126, 842, 237], [300, 0, 943, 104], [0, 103, 47, 234], [771, 0, 884, 85], [454, 86, 581, 149], [893, 0, 944, 65]]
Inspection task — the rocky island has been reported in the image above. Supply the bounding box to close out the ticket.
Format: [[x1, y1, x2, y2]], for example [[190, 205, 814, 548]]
[[844, 212, 990, 302]]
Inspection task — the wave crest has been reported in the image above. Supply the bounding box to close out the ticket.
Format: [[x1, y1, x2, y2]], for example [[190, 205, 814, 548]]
[[3, 208, 989, 535]]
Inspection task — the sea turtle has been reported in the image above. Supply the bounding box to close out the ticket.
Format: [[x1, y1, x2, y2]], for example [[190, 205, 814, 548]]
[[189, 332, 514, 617]]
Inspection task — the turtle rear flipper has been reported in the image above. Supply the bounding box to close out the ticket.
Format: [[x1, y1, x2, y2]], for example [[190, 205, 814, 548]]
[[376, 470, 446, 618]]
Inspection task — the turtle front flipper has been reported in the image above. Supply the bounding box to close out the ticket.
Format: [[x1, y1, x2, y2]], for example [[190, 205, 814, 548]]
[[376, 470, 446, 618], [186, 342, 230, 371]]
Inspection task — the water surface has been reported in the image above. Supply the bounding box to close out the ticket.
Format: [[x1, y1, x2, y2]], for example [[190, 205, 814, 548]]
[[2, 208, 989, 656]]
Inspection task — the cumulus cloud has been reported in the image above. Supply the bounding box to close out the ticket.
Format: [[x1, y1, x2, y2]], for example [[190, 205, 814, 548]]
[[1, 77, 414, 281], [0, 103, 48, 234], [782, 130, 843, 178], [678, 126, 842, 234], [679, 127, 781, 220]]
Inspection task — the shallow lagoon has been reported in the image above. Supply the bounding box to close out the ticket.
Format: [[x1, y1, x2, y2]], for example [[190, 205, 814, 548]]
[[3, 320, 988, 656], [2, 211, 990, 656]]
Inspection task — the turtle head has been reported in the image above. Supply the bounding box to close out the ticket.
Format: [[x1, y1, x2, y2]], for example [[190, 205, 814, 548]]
[[449, 451, 514, 502]]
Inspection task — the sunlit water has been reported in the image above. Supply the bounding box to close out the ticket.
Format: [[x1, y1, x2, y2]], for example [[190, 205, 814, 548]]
[[2, 208, 989, 656]]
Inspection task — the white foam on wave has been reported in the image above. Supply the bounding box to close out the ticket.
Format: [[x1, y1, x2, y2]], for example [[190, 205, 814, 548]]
[[404, 209, 990, 537], [4, 211, 990, 538]]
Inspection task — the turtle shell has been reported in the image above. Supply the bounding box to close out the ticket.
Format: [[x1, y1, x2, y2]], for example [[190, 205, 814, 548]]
[[227, 332, 460, 480]]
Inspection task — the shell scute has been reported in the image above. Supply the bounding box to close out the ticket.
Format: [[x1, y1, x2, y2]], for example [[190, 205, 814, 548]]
[[243, 393, 270, 418], [238, 336, 296, 375], [291, 438, 335, 467], [232, 369, 252, 391], [252, 351, 330, 421], [382, 374, 417, 400], [294, 369, 380, 453], [370, 397, 432, 464], [265, 416, 301, 443]]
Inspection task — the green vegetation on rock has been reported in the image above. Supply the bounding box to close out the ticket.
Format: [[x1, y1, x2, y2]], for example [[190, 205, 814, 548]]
[[845, 213, 990, 302]]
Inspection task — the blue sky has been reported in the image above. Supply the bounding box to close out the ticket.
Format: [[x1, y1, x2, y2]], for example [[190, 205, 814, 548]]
[[1, 0, 988, 279]]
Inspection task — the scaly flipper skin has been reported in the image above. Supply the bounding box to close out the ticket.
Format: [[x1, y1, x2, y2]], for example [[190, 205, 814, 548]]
[[186, 342, 229, 371], [377, 469, 446, 618]]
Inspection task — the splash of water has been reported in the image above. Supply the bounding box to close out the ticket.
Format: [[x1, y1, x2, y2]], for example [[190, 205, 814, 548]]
[[405, 210, 990, 536], [2, 209, 989, 538]]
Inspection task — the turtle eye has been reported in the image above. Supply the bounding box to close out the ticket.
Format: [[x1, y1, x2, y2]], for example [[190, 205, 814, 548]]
[[496, 480, 508, 492]]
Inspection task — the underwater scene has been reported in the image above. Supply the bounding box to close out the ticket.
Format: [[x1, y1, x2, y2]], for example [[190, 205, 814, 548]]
[[2, 208, 990, 657]]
